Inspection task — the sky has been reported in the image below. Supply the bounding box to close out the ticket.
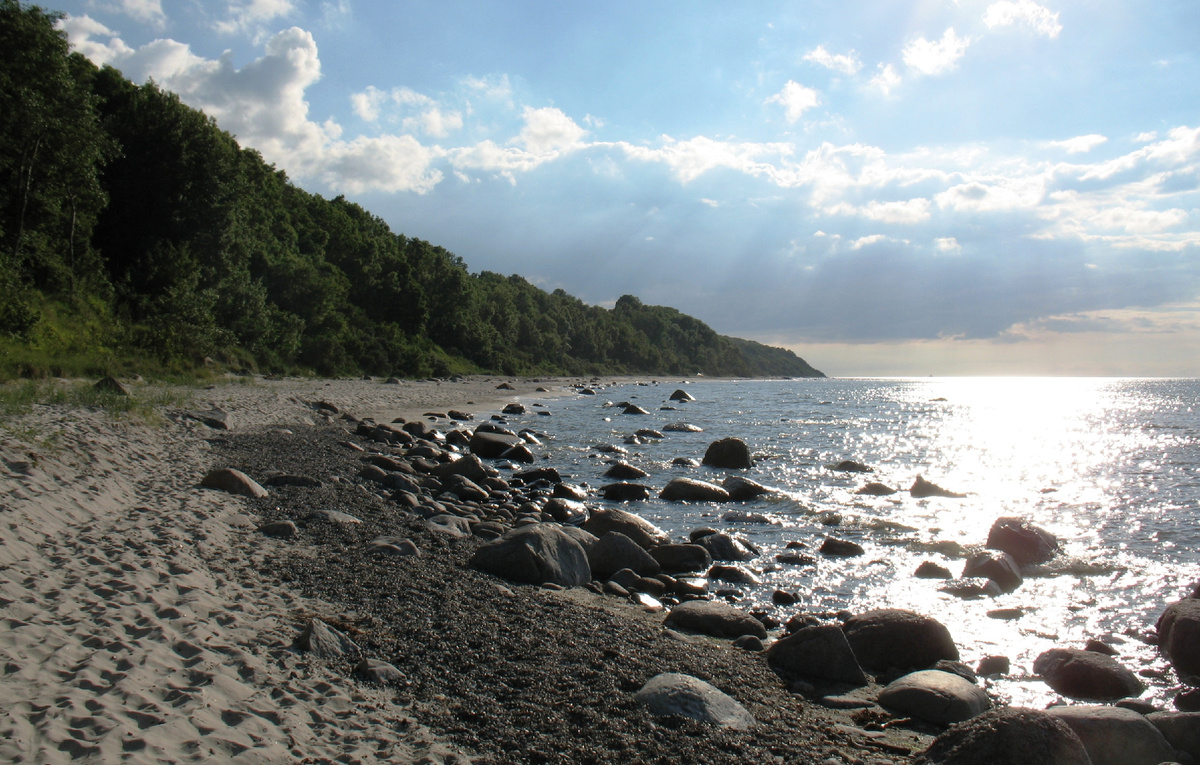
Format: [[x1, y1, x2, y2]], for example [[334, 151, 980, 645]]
[[48, 0, 1200, 376]]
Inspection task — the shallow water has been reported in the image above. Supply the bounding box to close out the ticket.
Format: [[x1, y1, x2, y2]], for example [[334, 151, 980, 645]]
[[515, 377, 1200, 708]]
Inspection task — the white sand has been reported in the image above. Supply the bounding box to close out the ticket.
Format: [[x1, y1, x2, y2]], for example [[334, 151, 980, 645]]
[[0, 376, 575, 764]]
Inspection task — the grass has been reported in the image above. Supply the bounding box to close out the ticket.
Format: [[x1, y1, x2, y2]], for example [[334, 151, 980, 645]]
[[0, 378, 195, 424]]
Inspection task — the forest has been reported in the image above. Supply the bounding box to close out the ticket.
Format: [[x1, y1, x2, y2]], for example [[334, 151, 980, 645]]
[[0, 1, 824, 380]]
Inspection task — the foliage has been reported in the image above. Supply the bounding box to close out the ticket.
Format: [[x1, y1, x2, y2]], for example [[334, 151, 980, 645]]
[[0, 2, 825, 380]]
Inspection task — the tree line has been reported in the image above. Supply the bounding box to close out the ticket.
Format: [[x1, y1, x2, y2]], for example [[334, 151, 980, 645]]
[[0, 1, 823, 379]]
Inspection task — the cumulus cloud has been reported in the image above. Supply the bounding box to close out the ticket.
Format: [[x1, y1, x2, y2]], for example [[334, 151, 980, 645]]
[[868, 63, 902, 95], [902, 28, 971, 75], [935, 237, 962, 254], [517, 106, 587, 154], [216, 0, 297, 35], [765, 81, 821, 123], [350, 86, 464, 138], [56, 15, 135, 65], [92, 0, 165, 27], [984, 0, 1063, 38], [618, 136, 794, 184], [803, 45, 862, 75], [1048, 134, 1108, 154]]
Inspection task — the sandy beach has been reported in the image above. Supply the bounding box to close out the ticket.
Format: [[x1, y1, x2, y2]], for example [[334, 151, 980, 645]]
[[0, 376, 922, 764]]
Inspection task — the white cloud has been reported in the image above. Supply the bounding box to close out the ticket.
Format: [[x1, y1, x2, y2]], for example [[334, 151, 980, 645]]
[[215, 0, 297, 35], [868, 63, 901, 95], [984, 0, 1063, 39], [1047, 134, 1108, 154], [1135, 131, 1158, 143], [409, 107, 463, 139], [57, 15, 135, 64], [826, 198, 932, 224], [851, 234, 889, 249], [618, 136, 793, 184], [765, 80, 821, 123], [93, 0, 165, 27], [803, 45, 862, 75], [350, 85, 387, 122], [935, 237, 962, 254], [517, 106, 587, 155], [902, 28, 971, 76]]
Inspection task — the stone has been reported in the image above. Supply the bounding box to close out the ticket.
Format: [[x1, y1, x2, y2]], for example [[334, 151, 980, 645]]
[[694, 532, 758, 562], [502, 403, 526, 415], [605, 462, 650, 480], [264, 473, 323, 488], [425, 514, 472, 538], [432, 454, 492, 482], [910, 475, 966, 498], [622, 404, 650, 415], [601, 483, 652, 502], [355, 659, 406, 684], [93, 376, 130, 395], [915, 561, 953, 579], [857, 482, 897, 496], [707, 564, 760, 586], [1034, 648, 1144, 701], [663, 422, 703, 433], [513, 466, 562, 484], [722, 476, 769, 501], [634, 673, 755, 730], [701, 438, 753, 469], [258, 520, 297, 538], [914, 707, 1092, 765], [766, 624, 868, 686], [962, 551, 1023, 593], [201, 468, 268, 498], [469, 431, 524, 459], [940, 578, 1003, 599], [470, 524, 592, 587], [294, 618, 360, 660], [828, 460, 872, 472], [448, 409, 473, 421], [820, 537, 865, 557], [650, 544, 712, 574], [587, 532, 662, 579], [366, 536, 420, 557], [878, 670, 991, 726], [542, 497, 588, 525], [660, 477, 731, 503], [977, 656, 1011, 675], [668, 389, 695, 402], [664, 599, 768, 639], [843, 609, 960, 671], [1157, 597, 1200, 681], [188, 408, 231, 430], [1046, 705, 1177, 765], [308, 509, 361, 524], [502, 444, 536, 464], [986, 517, 1059, 564], [1147, 711, 1200, 762], [582, 507, 668, 549]]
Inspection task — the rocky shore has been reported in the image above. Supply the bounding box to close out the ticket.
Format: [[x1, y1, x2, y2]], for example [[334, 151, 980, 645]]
[[2, 376, 1198, 764]]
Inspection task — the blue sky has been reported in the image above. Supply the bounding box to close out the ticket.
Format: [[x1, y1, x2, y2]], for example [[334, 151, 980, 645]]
[[52, 0, 1200, 376]]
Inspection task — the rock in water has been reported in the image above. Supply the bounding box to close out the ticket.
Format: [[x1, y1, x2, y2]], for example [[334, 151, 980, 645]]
[[634, 673, 754, 730], [910, 475, 966, 498], [668, 389, 695, 402], [962, 550, 1023, 592], [583, 507, 668, 549], [701, 437, 753, 469], [1033, 648, 1144, 701], [660, 477, 731, 503], [986, 517, 1058, 564], [878, 670, 990, 726], [295, 618, 360, 659], [914, 707, 1092, 765], [470, 524, 592, 587], [1157, 597, 1200, 680], [201, 468, 268, 498], [842, 608, 960, 671]]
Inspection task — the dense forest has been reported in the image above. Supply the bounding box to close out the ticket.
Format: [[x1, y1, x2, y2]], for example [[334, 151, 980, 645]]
[[0, 1, 824, 380]]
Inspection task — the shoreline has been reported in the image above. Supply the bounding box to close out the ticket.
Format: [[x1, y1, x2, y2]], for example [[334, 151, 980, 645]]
[[0, 376, 923, 763]]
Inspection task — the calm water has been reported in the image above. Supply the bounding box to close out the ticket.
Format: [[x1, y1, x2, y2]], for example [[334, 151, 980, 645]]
[[514, 377, 1200, 708]]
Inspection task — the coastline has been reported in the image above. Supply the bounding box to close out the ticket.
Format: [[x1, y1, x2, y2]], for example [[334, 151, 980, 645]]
[[0, 376, 922, 763]]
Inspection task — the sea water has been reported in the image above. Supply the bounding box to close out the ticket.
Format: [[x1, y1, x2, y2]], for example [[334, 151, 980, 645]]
[[517, 377, 1200, 708]]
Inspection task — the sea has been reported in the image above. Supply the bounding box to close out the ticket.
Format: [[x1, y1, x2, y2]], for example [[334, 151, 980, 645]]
[[513, 376, 1200, 708]]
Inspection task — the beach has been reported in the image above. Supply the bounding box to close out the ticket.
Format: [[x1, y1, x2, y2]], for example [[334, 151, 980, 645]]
[[0, 376, 924, 764]]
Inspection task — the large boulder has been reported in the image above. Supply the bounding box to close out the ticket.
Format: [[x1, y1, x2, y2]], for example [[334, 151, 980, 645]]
[[1033, 648, 1144, 701], [1147, 711, 1200, 762], [649, 543, 712, 574], [1046, 705, 1177, 765], [910, 475, 966, 498], [668, 389, 695, 402], [694, 532, 758, 562], [986, 517, 1058, 564], [664, 600, 767, 640], [914, 707, 1092, 765], [722, 476, 769, 501], [582, 507, 668, 549], [878, 670, 991, 726], [660, 477, 731, 503], [765, 624, 867, 686], [201, 468, 268, 498], [634, 673, 754, 730], [961, 551, 1023, 593], [1157, 597, 1200, 681], [701, 438, 753, 469], [587, 531, 662, 579], [470, 524, 592, 587], [469, 430, 524, 459], [605, 462, 650, 480], [842, 609, 960, 671], [601, 483, 652, 502]]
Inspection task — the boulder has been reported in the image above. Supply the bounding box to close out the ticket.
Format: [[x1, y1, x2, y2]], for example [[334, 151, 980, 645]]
[[294, 618, 360, 660], [542, 497, 588, 525], [470, 524, 592, 587], [469, 431, 524, 459], [843, 609, 960, 671], [828, 460, 872, 472], [939, 578, 1003, 599], [1046, 705, 1177, 765], [258, 520, 297, 538], [722, 476, 769, 501], [634, 673, 754, 730], [915, 561, 953, 579], [910, 475, 966, 498], [355, 658, 406, 685], [582, 507, 668, 549], [663, 422, 703, 433], [501, 444, 536, 464], [668, 389, 695, 402], [820, 537, 865, 557], [201, 468, 268, 498], [501, 403, 525, 415], [694, 532, 758, 562], [962, 551, 1023, 593], [878, 670, 991, 726], [649, 544, 712, 574], [766, 624, 867, 686], [366, 536, 420, 557], [601, 483, 652, 502], [986, 517, 1059, 564], [701, 438, 753, 469], [857, 482, 897, 496], [605, 462, 650, 480], [914, 707, 1092, 765], [707, 564, 760, 586], [622, 404, 650, 415], [587, 532, 662, 579], [1033, 648, 1144, 701], [664, 600, 767, 639], [1157, 597, 1200, 681], [425, 515, 472, 538], [1147, 711, 1200, 762], [660, 477, 731, 503]]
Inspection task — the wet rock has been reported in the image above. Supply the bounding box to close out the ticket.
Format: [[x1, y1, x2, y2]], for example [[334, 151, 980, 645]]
[[1046, 705, 1177, 765], [295, 618, 360, 660], [634, 673, 755, 730], [977, 656, 1011, 676], [707, 564, 760, 586], [622, 404, 650, 415], [1085, 639, 1118, 656], [660, 477, 731, 503], [776, 552, 816, 566], [601, 482, 652, 502], [914, 707, 1092, 765], [879, 670, 991, 726], [470, 524, 592, 587], [582, 507, 668, 549], [701, 438, 753, 470], [636, 428, 665, 439], [962, 550, 1023, 593], [856, 482, 897, 496], [664, 600, 768, 639], [939, 578, 1003, 599], [843, 609, 960, 671], [694, 532, 758, 562], [1176, 688, 1200, 711], [551, 483, 587, 502], [649, 544, 712, 574], [820, 537, 865, 557], [766, 624, 868, 686], [722, 476, 769, 501], [502, 403, 526, 415], [604, 462, 649, 480], [986, 517, 1059, 564], [587, 532, 661, 579], [1147, 711, 1200, 762], [663, 422, 703, 433], [915, 561, 953, 579], [201, 468, 268, 498], [448, 409, 473, 421], [1034, 647, 1144, 701], [827, 460, 872, 472], [502, 444, 536, 464], [910, 475, 966, 498], [513, 466, 562, 484], [258, 520, 297, 538], [672, 457, 700, 467], [469, 431, 524, 459], [668, 389, 695, 402], [1157, 597, 1200, 681], [987, 608, 1025, 620]]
